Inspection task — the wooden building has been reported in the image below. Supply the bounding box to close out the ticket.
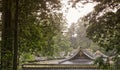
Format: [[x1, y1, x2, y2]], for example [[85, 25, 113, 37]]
[[59, 47, 95, 64], [22, 47, 98, 70]]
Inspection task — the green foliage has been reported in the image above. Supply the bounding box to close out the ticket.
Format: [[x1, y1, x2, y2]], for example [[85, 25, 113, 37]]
[[17, 0, 73, 63], [52, 33, 72, 57], [94, 56, 105, 69], [20, 53, 35, 62], [86, 11, 120, 51], [18, 0, 62, 57], [113, 55, 120, 69], [83, 0, 120, 69]]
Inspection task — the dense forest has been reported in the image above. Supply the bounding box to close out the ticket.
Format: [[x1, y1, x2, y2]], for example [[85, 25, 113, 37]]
[[0, 0, 120, 70]]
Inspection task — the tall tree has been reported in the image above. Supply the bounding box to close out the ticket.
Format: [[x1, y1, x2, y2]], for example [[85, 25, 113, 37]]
[[1, 0, 18, 70]]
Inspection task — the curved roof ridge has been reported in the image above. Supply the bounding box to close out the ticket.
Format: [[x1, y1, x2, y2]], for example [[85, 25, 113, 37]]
[[94, 50, 108, 58], [59, 47, 95, 64], [82, 49, 95, 60]]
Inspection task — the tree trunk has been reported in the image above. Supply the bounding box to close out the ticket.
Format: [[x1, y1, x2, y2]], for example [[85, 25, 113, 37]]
[[1, 0, 18, 70], [13, 0, 19, 70]]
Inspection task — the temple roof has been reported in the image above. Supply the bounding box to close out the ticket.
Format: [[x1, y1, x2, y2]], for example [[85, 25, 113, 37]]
[[59, 47, 95, 64], [29, 47, 108, 64], [94, 50, 108, 58]]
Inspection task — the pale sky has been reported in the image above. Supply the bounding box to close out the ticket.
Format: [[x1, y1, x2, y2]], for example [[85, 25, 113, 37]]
[[61, 0, 96, 27]]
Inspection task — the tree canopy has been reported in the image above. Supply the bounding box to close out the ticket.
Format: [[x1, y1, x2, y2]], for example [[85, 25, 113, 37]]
[[82, 0, 120, 68]]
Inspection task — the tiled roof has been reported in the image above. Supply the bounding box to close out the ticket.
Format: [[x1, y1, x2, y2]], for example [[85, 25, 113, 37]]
[[59, 47, 95, 64]]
